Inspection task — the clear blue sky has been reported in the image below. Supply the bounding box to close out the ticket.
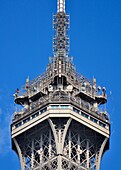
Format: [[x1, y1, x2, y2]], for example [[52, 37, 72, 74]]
[[0, 0, 121, 169]]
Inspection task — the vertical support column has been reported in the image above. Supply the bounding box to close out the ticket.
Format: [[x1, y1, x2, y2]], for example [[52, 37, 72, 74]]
[[40, 134, 43, 164], [49, 130, 52, 159], [31, 139, 34, 168], [86, 140, 90, 169], [68, 129, 71, 169], [58, 125, 62, 170], [58, 155, 62, 170], [77, 134, 80, 165], [69, 129, 71, 159], [95, 152, 98, 169]]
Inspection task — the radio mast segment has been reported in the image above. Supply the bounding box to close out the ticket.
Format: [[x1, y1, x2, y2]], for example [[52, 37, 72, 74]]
[[57, 0, 65, 12]]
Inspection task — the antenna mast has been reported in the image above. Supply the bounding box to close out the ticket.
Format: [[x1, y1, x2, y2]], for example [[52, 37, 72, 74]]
[[57, 0, 65, 13], [53, 0, 70, 56]]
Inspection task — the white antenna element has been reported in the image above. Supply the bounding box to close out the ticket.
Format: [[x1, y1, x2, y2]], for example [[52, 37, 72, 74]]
[[57, 0, 65, 13]]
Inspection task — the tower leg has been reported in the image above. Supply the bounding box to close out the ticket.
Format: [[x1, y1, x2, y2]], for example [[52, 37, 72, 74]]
[[13, 138, 25, 170], [96, 138, 108, 170]]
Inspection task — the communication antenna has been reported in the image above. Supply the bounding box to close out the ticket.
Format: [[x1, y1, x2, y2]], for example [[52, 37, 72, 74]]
[[53, 0, 70, 56], [57, 0, 65, 13]]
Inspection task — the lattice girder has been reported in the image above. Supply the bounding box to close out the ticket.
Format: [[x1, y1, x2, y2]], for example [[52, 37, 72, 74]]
[[13, 118, 108, 170]]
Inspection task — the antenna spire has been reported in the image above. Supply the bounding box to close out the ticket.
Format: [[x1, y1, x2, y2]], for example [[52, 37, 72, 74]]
[[57, 0, 65, 13], [53, 0, 69, 56]]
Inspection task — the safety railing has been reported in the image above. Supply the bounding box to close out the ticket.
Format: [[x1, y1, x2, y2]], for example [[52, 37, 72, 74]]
[[13, 94, 109, 124]]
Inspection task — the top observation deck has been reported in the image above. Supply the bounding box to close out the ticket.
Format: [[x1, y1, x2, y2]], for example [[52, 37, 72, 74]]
[[12, 0, 109, 128], [13, 59, 108, 124]]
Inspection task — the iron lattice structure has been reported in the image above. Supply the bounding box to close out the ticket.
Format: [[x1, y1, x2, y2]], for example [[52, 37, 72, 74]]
[[11, 0, 110, 170]]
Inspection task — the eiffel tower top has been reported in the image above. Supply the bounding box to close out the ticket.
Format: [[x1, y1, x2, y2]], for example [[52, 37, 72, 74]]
[[13, 0, 109, 126], [11, 2, 110, 168]]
